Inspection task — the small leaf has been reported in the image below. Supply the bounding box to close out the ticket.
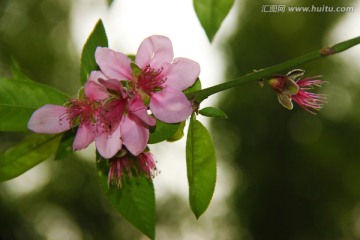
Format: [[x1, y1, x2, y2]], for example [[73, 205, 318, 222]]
[[127, 54, 136, 62], [106, 0, 115, 7], [183, 78, 202, 95], [97, 159, 156, 239], [131, 63, 142, 78], [148, 119, 180, 144], [80, 19, 108, 85], [193, 0, 235, 42], [199, 107, 228, 119], [0, 78, 69, 132], [167, 121, 186, 142], [0, 134, 61, 182], [77, 86, 86, 100], [186, 114, 216, 218]]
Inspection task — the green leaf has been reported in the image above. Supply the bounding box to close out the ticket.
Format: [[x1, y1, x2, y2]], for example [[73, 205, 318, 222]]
[[148, 119, 180, 144], [0, 78, 69, 132], [186, 114, 216, 218], [193, 0, 235, 42], [11, 60, 32, 82], [55, 129, 76, 160], [199, 107, 228, 119], [0, 134, 61, 182], [183, 78, 202, 95], [167, 121, 186, 142], [97, 159, 156, 239], [80, 19, 108, 85]]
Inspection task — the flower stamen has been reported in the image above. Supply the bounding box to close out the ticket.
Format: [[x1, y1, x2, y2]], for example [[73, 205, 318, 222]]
[[136, 65, 166, 94], [60, 99, 96, 127]]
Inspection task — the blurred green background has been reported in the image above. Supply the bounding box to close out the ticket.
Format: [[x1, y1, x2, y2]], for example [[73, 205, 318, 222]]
[[1, 0, 360, 239]]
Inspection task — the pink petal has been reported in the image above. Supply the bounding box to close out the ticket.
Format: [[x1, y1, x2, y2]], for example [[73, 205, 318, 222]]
[[95, 123, 122, 159], [98, 79, 126, 98], [135, 35, 174, 70], [129, 96, 156, 126], [28, 104, 71, 134], [150, 87, 192, 123], [88, 70, 108, 82], [162, 58, 200, 91], [84, 79, 109, 101], [95, 47, 132, 80], [73, 124, 96, 150], [120, 114, 149, 156]]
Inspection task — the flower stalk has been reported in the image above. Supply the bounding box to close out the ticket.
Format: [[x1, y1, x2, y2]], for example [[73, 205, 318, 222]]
[[186, 36, 360, 103]]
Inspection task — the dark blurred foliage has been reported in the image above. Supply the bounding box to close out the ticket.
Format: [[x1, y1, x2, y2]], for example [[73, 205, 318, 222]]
[[215, 0, 360, 239], [0, 155, 143, 240], [0, 0, 79, 94], [0, 0, 140, 239]]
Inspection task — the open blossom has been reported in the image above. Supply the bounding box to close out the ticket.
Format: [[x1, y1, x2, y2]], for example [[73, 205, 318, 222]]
[[85, 73, 156, 156], [107, 150, 158, 188], [28, 70, 155, 159], [95, 35, 200, 123], [28, 98, 98, 151], [268, 70, 327, 113]]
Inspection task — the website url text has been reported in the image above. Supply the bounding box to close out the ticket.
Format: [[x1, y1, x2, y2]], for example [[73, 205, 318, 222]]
[[261, 5, 354, 13]]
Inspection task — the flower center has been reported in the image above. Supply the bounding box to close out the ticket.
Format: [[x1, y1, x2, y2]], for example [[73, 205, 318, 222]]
[[62, 99, 96, 127], [96, 99, 125, 133], [136, 65, 166, 95]]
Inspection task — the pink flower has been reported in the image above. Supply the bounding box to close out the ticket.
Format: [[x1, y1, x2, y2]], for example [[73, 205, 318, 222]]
[[95, 35, 200, 123], [27, 98, 97, 151], [268, 70, 327, 113], [28, 70, 155, 159], [107, 150, 158, 188], [85, 73, 156, 156], [28, 72, 123, 159]]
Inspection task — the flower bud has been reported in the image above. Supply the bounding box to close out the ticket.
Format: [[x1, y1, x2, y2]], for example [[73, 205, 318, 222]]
[[268, 69, 326, 113]]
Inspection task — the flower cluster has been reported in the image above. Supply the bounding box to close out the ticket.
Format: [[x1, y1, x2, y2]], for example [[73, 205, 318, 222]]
[[28, 35, 200, 185], [268, 69, 327, 113]]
